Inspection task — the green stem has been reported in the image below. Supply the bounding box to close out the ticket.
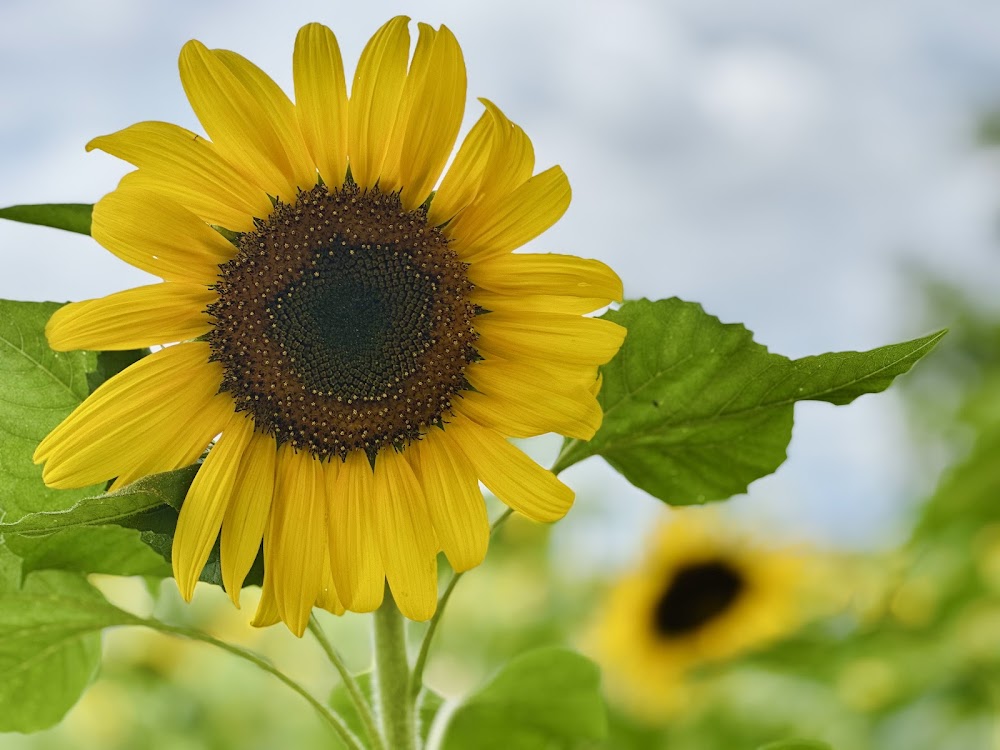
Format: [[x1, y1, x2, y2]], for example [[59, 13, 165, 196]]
[[308, 614, 386, 750], [550, 438, 580, 475], [373, 589, 416, 750], [140, 618, 363, 750], [409, 508, 514, 701]]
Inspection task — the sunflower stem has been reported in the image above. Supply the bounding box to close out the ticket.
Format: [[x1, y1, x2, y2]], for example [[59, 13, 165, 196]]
[[373, 588, 416, 750], [139, 618, 364, 750], [308, 614, 386, 750], [408, 508, 515, 702]]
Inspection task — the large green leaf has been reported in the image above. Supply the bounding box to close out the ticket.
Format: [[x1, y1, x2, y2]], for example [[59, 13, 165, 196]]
[[0, 299, 98, 520], [5, 526, 170, 578], [554, 298, 945, 505], [0, 567, 140, 732], [440, 647, 607, 750], [0, 203, 93, 235], [0, 465, 198, 535]]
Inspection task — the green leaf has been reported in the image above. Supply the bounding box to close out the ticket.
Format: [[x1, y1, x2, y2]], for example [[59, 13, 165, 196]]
[[86, 348, 149, 393], [554, 298, 945, 505], [0, 203, 93, 235], [0, 465, 198, 535], [440, 647, 607, 750], [5, 526, 170, 578], [0, 568, 140, 732], [328, 673, 444, 749], [757, 741, 833, 750], [0, 300, 99, 521]]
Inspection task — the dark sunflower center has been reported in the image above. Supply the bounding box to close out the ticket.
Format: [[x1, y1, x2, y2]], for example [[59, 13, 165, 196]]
[[207, 181, 478, 460], [652, 560, 744, 636]]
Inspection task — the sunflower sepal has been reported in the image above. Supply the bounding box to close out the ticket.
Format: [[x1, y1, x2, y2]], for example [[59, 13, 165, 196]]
[[554, 297, 945, 505]]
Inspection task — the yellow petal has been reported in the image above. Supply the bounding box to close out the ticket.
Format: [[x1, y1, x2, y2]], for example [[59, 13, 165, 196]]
[[474, 311, 627, 366], [471, 289, 612, 315], [34, 343, 230, 489], [347, 16, 410, 189], [459, 358, 603, 440], [179, 40, 305, 201], [468, 253, 623, 302], [328, 451, 385, 612], [427, 109, 492, 226], [92, 187, 236, 282], [213, 48, 317, 193], [316, 517, 347, 617], [472, 99, 536, 204], [372, 449, 438, 621], [446, 415, 575, 522], [293, 23, 349, 188], [269, 445, 327, 636], [87, 121, 271, 230], [221, 429, 277, 606], [433, 99, 534, 228], [411, 429, 488, 572], [378, 22, 436, 195], [172, 412, 255, 600], [388, 24, 467, 209], [251, 575, 281, 628], [448, 165, 571, 262], [46, 282, 215, 352]]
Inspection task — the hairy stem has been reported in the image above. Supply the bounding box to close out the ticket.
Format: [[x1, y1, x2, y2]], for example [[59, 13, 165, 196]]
[[373, 589, 416, 750]]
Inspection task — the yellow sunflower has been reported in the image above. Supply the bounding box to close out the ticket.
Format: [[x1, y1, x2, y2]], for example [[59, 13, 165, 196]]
[[32, 17, 625, 635], [588, 513, 804, 720]]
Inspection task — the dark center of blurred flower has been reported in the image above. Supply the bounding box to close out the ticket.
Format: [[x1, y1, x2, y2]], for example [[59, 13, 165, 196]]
[[208, 181, 478, 461], [652, 560, 744, 636]]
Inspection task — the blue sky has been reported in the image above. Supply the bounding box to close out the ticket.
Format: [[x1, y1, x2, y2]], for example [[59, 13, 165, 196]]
[[3, 0, 1000, 563]]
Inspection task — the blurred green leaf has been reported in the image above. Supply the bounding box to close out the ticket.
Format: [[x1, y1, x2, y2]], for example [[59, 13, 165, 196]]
[[328, 673, 443, 749], [0, 203, 93, 235], [0, 567, 140, 732], [555, 298, 944, 504], [0, 299, 100, 521], [758, 741, 833, 750], [440, 647, 607, 750]]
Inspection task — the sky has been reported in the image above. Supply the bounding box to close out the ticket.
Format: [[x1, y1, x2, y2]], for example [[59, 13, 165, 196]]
[[3, 0, 1000, 565]]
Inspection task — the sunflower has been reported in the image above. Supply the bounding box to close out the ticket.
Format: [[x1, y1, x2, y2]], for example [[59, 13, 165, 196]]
[[588, 514, 803, 720], [32, 17, 625, 635]]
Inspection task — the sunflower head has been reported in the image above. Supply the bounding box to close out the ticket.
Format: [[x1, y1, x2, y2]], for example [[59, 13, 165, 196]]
[[588, 513, 806, 721], [32, 17, 626, 635]]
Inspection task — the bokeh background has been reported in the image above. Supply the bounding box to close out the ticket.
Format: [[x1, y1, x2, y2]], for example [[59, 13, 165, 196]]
[[2, 1, 1000, 748]]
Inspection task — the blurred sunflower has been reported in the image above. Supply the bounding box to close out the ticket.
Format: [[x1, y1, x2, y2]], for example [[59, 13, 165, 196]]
[[588, 514, 804, 719], [32, 17, 625, 635]]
